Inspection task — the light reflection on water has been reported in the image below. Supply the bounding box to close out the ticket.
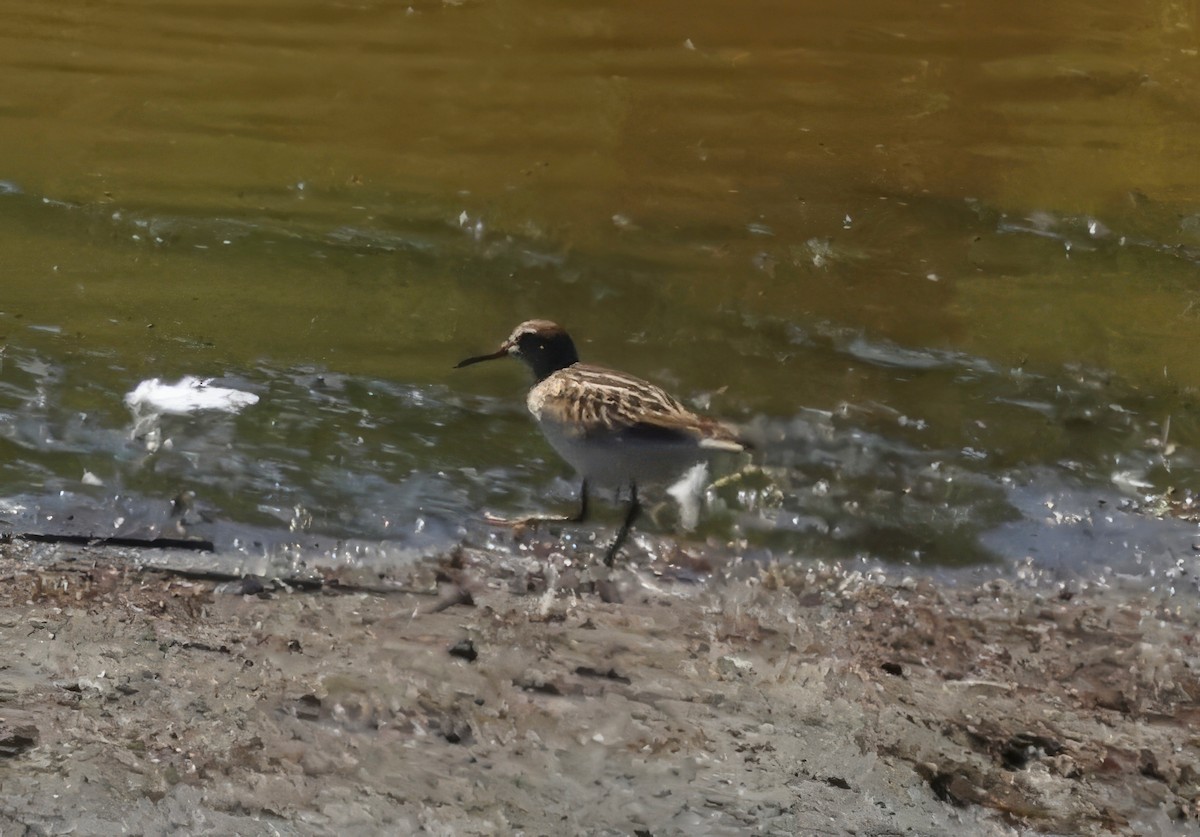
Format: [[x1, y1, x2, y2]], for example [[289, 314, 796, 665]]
[[1, 271, 1197, 586]]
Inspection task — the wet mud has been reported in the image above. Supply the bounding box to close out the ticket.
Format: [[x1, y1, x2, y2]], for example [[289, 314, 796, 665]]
[[0, 540, 1197, 835]]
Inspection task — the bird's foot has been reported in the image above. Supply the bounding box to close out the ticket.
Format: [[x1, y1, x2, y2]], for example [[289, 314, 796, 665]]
[[483, 512, 534, 537], [483, 511, 579, 536]]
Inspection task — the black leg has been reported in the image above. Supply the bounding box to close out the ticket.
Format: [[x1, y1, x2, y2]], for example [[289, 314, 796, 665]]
[[571, 479, 590, 523], [604, 482, 641, 567]]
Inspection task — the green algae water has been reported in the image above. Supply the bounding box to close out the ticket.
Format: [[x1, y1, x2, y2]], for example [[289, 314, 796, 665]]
[[1, 0, 1198, 581]]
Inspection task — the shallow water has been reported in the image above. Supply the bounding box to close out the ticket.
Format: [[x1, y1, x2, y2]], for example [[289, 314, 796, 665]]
[[1, 0, 1199, 583]]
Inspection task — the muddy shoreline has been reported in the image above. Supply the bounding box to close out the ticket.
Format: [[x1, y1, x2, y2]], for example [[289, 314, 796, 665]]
[[1, 539, 1198, 836]]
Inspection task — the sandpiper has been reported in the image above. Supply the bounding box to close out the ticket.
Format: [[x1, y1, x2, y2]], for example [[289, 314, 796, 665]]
[[456, 319, 749, 565]]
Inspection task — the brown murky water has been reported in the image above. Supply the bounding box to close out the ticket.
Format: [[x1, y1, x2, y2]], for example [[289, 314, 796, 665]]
[[1, 0, 1198, 572]]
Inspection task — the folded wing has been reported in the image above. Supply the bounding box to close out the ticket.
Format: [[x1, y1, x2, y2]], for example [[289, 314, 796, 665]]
[[540, 365, 748, 451]]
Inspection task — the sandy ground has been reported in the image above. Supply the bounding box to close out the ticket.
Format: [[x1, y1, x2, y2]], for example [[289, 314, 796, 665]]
[[1, 537, 1198, 836]]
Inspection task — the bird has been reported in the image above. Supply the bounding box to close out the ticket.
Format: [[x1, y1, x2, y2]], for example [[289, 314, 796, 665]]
[[456, 319, 749, 566]]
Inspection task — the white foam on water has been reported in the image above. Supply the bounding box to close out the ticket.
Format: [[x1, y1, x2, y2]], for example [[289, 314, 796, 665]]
[[125, 376, 259, 415]]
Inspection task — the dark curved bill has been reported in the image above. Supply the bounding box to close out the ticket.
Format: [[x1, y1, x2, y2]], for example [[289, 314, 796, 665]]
[[455, 348, 509, 368]]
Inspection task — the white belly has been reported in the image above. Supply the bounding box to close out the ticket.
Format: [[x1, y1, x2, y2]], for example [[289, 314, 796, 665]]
[[536, 416, 708, 489]]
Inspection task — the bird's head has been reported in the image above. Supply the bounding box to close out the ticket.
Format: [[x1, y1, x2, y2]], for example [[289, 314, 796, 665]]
[[456, 319, 580, 382]]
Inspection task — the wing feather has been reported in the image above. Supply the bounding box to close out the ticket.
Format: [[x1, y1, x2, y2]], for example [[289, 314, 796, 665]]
[[531, 364, 747, 450]]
